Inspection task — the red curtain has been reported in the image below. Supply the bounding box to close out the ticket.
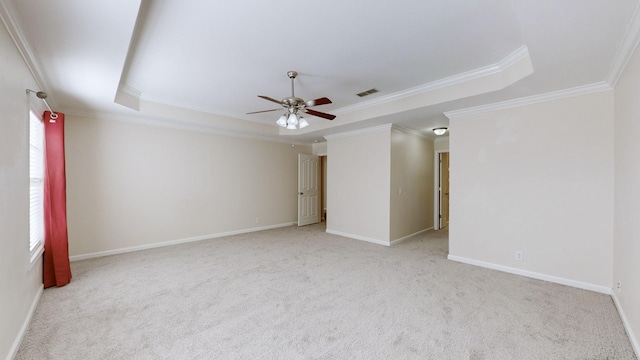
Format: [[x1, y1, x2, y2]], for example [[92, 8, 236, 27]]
[[42, 111, 72, 288]]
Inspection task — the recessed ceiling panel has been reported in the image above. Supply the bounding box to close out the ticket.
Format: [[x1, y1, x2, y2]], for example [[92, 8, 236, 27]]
[[122, 0, 524, 119]]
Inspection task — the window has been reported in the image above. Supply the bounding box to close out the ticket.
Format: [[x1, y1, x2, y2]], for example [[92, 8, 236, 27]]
[[29, 110, 45, 262]]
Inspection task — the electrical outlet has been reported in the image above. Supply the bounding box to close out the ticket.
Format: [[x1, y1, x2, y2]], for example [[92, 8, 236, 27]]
[[515, 251, 524, 261], [255, 217, 260, 224], [617, 281, 622, 292]]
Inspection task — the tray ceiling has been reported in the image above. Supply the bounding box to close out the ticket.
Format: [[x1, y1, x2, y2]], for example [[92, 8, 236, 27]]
[[3, 0, 638, 142]]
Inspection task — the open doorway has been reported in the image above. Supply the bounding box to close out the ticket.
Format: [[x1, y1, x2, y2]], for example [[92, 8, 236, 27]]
[[435, 151, 450, 230]]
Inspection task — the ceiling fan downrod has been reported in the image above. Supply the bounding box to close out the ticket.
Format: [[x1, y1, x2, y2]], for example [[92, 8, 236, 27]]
[[288, 70, 297, 97]]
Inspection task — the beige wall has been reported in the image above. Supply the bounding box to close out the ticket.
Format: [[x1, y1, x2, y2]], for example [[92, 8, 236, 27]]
[[390, 127, 434, 241], [326, 126, 391, 243], [326, 125, 434, 245], [312, 141, 327, 155], [613, 43, 640, 351], [0, 23, 45, 360], [434, 136, 450, 152], [449, 90, 614, 289], [65, 115, 308, 257]]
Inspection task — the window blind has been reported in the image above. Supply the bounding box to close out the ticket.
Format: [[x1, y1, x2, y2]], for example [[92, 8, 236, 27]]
[[29, 111, 44, 252]]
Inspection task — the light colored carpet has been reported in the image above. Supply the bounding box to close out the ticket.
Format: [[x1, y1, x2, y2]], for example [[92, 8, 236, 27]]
[[17, 224, 637, 359]]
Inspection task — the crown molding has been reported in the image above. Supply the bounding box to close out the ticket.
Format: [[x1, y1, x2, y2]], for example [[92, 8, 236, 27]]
[[498, 45, 531, 70], [323, 124, 432, 141], [116, 0, 149, 89], [115, 85, 142, 111], [607, 1, 640, 87], [324, 124, 393, 140], [334, 45, 530, 115], [0, 0, 54, 101], [391, 124, 430, 139], [444, 81, 612, 119], [64, 109, 309, 146], [119, 84, 142, 98]]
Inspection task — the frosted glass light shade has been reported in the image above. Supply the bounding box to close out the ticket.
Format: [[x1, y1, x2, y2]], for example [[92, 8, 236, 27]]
[[276, 109, 312, 129], [288, 113, 298, 125], [276, 115, 287, 127], [433, 127, 448, 136]]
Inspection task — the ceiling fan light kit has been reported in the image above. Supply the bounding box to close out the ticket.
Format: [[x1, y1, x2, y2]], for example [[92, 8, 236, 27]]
[[247, 70, 336, 129]]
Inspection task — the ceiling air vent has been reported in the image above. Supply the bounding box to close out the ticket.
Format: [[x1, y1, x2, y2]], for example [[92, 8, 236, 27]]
[[356, 88, 379, 97]]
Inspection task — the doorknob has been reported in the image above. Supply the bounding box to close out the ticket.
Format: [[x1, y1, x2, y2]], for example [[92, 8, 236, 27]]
[[299, 192, 304, 195]]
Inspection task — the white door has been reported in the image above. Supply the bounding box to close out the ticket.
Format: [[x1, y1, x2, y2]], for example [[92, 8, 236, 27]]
[[298, 153, 320, 226]]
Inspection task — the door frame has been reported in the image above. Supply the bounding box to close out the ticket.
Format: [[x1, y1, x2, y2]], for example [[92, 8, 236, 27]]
[[434, 149, 450, 230]]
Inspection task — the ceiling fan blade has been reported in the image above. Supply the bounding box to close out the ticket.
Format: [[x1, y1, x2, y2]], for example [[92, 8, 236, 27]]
[[306, 108, 336, 120], [246, 108, 281, 114], [258, 95, 283, 105], [305, 97, 332, 107]]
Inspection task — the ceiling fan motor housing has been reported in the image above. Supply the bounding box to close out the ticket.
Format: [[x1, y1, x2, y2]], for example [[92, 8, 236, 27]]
[[283, 97, 305, 109], [247, 70, 335, 121]]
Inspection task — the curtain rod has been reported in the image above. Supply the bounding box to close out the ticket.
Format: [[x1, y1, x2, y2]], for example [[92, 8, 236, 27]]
[[26, 89, 58, 119]]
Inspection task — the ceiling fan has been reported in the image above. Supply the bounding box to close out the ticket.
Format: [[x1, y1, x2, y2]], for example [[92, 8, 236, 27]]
[[247, 71, 336, 129]]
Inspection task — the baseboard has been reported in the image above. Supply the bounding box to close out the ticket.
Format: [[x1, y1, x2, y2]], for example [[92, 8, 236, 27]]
[[447, 254, 612, 294], [325, 229, 390, 246], [390, 227, 433, 246], [6, 285, 43, 360], [69, 222, 295, 262], [325, 227, 434, 247], [611, 291, 640, 358]]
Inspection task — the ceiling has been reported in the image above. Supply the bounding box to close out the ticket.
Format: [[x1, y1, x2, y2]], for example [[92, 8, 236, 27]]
[[2, 0, 639, 143]]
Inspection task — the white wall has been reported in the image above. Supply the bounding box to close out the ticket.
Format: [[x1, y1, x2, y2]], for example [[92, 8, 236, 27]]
[[390, 127, 434, 241], [65, 115, 308, 257], [0, 23, 45, 360], [448, 90, 614, 290], [613, 43, 640, 351], [326, 126, 391, 244]]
